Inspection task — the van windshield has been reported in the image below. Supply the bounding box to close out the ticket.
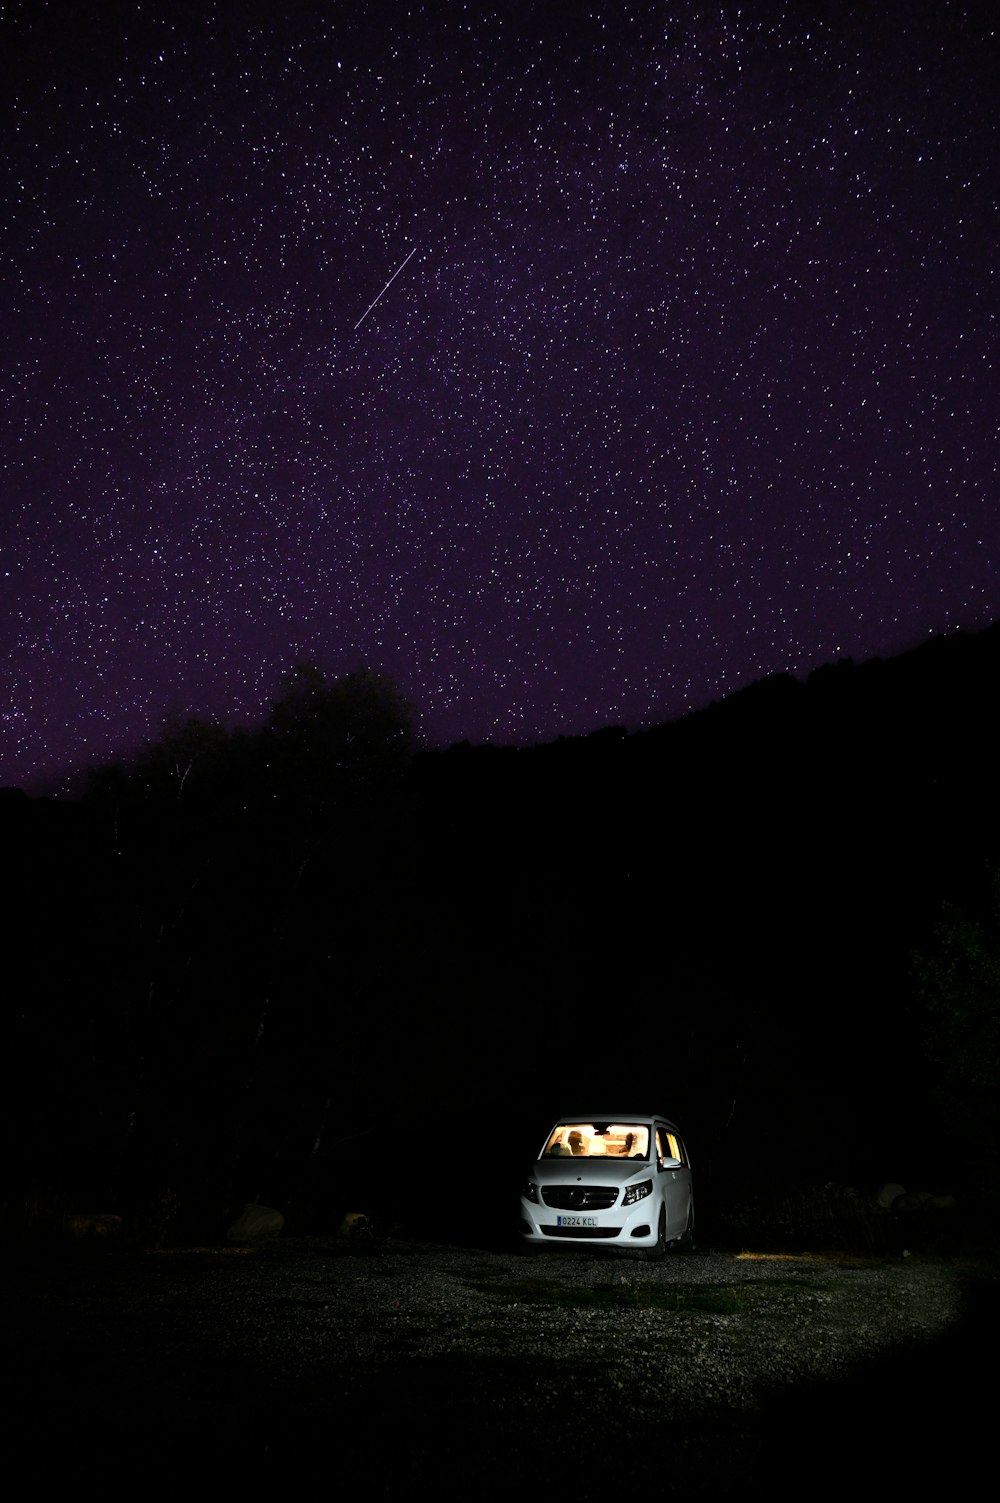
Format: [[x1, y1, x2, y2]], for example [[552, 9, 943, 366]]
[[543, 1123, 649, 1159]]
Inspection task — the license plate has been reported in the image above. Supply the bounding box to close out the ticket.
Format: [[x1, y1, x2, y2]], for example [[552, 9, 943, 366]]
[[557, 1215, 598, 1227]]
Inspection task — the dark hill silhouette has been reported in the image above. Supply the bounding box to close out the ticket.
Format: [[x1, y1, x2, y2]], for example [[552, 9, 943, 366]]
[[8, 622, 1000, 1235]]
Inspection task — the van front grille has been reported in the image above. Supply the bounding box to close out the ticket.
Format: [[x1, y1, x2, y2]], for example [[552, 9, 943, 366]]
[[541, 1186, 619, 1211]]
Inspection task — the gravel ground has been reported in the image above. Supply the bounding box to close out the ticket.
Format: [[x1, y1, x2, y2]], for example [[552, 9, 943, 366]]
[[14, 1237, 996, 1495]]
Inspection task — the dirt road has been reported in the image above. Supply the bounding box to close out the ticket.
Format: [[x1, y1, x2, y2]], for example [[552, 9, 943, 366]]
[[13, 1238, 995, 1495]]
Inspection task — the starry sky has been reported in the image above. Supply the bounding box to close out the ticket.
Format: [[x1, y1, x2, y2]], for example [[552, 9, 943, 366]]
[[2, 1, 997, 792]]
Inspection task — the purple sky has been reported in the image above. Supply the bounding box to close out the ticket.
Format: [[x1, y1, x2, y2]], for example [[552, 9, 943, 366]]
[[2, 2, 997, 792]]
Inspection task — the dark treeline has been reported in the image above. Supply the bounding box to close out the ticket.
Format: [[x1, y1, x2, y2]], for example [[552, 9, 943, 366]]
[[8, 626, 1000, 1238]]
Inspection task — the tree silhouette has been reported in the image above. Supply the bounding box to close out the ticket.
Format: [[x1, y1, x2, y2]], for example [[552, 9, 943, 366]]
[[69, 664, 417, 1221], [912, 864, 1000, 1180], [266, 663, 415, 786]]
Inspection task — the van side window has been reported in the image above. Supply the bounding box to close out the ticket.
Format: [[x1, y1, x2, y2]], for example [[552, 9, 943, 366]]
[[657, 1128, 687, 1165]]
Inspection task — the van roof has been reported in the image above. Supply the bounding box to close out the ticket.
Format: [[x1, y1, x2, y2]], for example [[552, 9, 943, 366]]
[[555, 1112, 680, 1127]]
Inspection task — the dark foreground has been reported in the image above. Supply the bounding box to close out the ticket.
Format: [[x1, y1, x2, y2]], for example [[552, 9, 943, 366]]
[[12, 1236, 998, 1497]]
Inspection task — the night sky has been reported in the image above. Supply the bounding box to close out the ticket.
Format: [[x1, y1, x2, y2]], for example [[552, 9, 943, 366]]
[[2, 2, 997, 793]]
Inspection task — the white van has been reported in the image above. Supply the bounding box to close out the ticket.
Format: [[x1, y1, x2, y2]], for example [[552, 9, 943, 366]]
[[518, 1114, 694, 1259]]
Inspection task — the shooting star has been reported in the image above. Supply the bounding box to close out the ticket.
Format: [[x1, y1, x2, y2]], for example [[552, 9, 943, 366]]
[[353, 246, 419, 331]]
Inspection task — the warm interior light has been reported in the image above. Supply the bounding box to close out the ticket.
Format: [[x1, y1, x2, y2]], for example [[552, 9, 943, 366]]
[[544, 1123, 650, 1158]]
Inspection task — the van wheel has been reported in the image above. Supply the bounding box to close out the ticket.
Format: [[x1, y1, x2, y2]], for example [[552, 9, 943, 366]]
[[644, 1207, 667, 1262]]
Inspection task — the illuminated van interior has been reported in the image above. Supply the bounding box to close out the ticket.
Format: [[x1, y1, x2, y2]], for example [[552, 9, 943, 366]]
[[543, 1123, 650, 1159]]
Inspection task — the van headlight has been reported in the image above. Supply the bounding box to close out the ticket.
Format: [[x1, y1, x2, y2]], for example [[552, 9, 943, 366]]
[[622, 1180, 652, 1206], [522, 1181, 539, 1204]]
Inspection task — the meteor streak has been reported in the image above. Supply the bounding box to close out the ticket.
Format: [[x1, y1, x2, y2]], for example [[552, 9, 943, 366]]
[[353, 246, 418, 330]]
